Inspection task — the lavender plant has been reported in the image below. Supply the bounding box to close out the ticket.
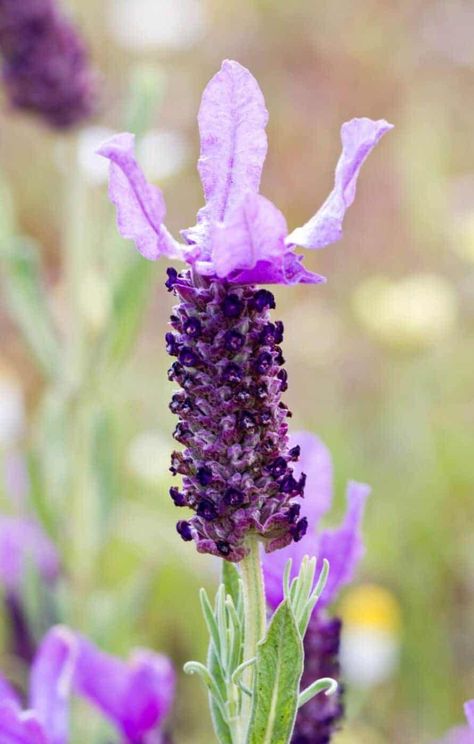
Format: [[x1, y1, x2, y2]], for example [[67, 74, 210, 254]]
[[99, 59, 392, 743], [0, 0, 97, 128]]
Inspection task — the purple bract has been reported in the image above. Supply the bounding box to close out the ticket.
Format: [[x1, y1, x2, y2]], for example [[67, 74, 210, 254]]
[[262, 432, 370, 743], [0, 0, 97, 128], [98, 59, 392, 285], [437, 701, 474, 744]]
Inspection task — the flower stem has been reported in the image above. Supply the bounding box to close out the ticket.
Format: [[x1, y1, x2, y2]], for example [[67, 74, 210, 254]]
[[239, 534, 267, 739]]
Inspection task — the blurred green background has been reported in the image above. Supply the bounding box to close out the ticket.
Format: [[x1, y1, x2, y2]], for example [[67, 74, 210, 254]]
[[1, 1, 474, 742]]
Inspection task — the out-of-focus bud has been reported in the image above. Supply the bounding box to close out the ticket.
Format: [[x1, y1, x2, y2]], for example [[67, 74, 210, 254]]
[[127, 430, 172, 486], [339, 584, 401, 688], [0, 367, 25, 447], [108, 0, 207, 52], [77, 126, 116, 186], [353, 274, 458, 349], [139, 129, 190, 181], [79, 267, 111, 335]]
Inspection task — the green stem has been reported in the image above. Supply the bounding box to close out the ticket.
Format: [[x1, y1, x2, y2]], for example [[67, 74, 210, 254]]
[[239, 535, 267, 739]]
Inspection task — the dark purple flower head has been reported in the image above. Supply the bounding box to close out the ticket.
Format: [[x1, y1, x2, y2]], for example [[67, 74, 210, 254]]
[[262, 432, 371, 744], [0, 0, 98, 129], [0, 625, 175, 744], [98, 60, 392, 286], [165, 274, 308, 561]]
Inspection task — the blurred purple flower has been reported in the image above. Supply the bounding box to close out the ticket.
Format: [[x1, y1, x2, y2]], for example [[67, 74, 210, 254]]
[[437, 701, 474, 744], [98, 60, 387, 561], [0, 515, 59, 663], [0, 0, 97, 128], [0, 516, 59, 593], [262, 432, 370, 744], [98, 59, 392, 285], [0, 626, 175, 744], [0, 626, 76, 744], [74, 635, 175, 743]]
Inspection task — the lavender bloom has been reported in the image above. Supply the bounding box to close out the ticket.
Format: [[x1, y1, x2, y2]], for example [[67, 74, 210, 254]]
[[0, 626, 175, 744], [98, 60, 392, 285], [437, 701, 474, 744], [262, 432, 370, 743], [98, 60, 389, 560], [0, 0, 97, 128]]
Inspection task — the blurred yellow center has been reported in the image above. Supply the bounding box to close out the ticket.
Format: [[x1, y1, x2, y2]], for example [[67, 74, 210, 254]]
[[340, 584, 401, 633]]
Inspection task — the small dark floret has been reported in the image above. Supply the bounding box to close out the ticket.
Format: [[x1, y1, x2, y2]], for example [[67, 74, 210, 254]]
[[224, 329, 245, 352], [183, 317, 202, 338], [216, 540, 231, 556], [222, 362, 243, 385], [291, 517, 308, 542], [222, 294, 244, 318], [196, 466, 213, 486], [254, 351, 273, 374], [289, 444, 301, 460], [251, 289, 275, 312], [165, 267, 178, 290], [197, 499, 218, 521], [269, 456, 287, 478], [274, 321, 284, 344], [287, 503, 301, 523], [169, 487, 186, 506], [277, 369, 288, 391], [165, 332, 178, 356], [239, 411, 256, 431], [224, 487, 244, 507], [179, 347, 199, 367], [176, 520, 193, 541]]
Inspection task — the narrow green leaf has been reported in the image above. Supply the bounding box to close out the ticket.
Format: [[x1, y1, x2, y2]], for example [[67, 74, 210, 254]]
[[222, 561, 241, 609], [199, 588, 222, 663], [246, 600, 304, 744], [1, 238, 60, 377], [208, 644, 233, 744], [298, 677, 338, 709]]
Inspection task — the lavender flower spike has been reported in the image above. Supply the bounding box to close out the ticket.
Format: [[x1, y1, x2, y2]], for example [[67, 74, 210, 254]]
[[98, 60, 392, 285], [0, 0, 97, 128], [99, 61, 387, 561], [262, 432, 370, 744]]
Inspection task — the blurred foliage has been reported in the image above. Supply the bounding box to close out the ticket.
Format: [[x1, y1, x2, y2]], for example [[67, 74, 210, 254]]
[[1, 0, 474, 742]]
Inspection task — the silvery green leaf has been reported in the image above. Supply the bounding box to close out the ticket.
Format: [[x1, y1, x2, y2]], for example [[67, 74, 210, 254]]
[[246, 600, 303, 744], [208, 643, 233, 744], [222, 560, 241, 610]]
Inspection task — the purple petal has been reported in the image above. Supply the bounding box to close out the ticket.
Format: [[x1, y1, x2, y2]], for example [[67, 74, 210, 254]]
[[183, 60, 268, 249], [29, 627, 77, 744], [229, 252, 325, 286], [0, 676, 20, 706], [286, 118, 393, 249], [0, 517, 59, 592], [208, 193, 287, 278], [0, 702, 47, 744], [293, 432, 333, 527], [317, 481, 371, 608], [97, 133, 183, 261], [262, 432, 333, 610], [466, 701, 474, 730], [121, 650, 176, 741], [74, 636, 175, 742], [436, 725, 474, 744]]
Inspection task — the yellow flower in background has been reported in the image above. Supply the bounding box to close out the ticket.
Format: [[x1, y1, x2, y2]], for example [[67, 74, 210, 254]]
[[353, 274, 458, 349], [339, 584, 401, 688]]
